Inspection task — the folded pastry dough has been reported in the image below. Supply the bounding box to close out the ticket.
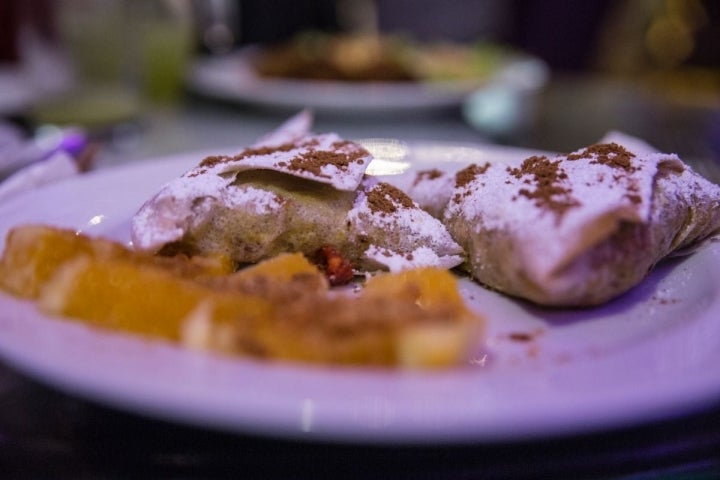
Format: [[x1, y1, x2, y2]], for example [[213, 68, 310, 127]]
[[407, 141, 720, 306], [131, 112, 463, 272]]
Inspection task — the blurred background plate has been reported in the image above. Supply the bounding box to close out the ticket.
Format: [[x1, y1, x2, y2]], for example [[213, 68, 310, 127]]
[[186, 46, 548, 114]]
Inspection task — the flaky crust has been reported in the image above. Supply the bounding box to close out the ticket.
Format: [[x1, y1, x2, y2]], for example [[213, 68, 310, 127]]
[[131, 114, 463, 272], [442, 144, 720, 306]]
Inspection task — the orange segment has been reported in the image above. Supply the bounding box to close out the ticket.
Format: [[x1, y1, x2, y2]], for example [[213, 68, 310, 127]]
[[0, 224, 234, 298], [363, 267, 466, 310], [236, 252, 321, 282], [363, 268, 483, 368], [39, 257, 274, 342], [0, 225, 128, 298], [2, 225, 483, 368]]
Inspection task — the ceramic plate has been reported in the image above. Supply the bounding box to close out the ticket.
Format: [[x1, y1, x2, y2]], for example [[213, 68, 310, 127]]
[[0, 142, 719, 444], [186, 48, 547, 114]]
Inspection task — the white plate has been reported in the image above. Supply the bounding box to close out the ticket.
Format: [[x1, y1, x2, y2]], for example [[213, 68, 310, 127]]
[[186, 48, 548, 114], [1, 143, 720, 444]]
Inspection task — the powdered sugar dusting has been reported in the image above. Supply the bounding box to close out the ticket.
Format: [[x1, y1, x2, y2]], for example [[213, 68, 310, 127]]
[[131, 164, 283, 251], [131, 128, 370, 251], [196, 133, 370, 191], [400, 169, 456, 218], [364, 245, 461, 272], [349, 177, 464, 271], [130, 115, 466, 272], [445, 144, 683, 278]]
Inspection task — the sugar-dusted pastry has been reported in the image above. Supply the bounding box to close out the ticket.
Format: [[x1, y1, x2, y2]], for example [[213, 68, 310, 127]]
[[131, 113, 463, 273], [431, 142, 720, 306], [390, 167, 457, 219]]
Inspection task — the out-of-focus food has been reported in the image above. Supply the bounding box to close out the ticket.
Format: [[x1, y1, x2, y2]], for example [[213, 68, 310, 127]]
[[251, 31, 509, 84], [0, 224, 232, 298], [0, 225, 483, 368], [184, 266, 481, 367]]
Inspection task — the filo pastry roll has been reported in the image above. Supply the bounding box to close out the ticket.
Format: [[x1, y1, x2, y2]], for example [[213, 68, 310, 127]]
[[131, 112, 463, 273], [408, 142, 720, 306]]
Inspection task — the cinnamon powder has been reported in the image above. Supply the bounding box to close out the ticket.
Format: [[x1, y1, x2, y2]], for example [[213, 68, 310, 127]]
[[195, 139, 368, 179], [455, 162, 491, 189], [413, 168, 444, 187], [507, 156, 580, 219], [284, 141, 367, 179], [199, 143, 296, 169], [567, 143, 638, 172], [367, 183, 415, 216], [567, 143, 649, 205]]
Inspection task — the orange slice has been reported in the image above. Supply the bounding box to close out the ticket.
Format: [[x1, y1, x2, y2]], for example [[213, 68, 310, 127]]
[[0, 224, 233, 298]]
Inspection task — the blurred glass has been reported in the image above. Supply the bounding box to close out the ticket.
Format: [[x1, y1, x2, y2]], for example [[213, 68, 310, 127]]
[[22, 0, 193, 129], [56, 0, 128, 86], [21, 0, 138, 128], [191, 0, 239, 55], [131, 0, 194, 104]]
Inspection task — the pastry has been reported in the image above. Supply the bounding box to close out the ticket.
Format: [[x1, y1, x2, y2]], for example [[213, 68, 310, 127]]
[[406, 141, 720, 306], [131, 112, 463, 273]]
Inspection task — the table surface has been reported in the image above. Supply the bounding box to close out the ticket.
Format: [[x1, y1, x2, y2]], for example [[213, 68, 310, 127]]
[[2, 74, 720, 479]]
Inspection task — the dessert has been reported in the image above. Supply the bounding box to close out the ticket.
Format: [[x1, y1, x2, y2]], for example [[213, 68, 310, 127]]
[[404, 141, 720, 306], [0, 225, 482, 368], [3, 117, 716, 370], [250, 31, 510, 84], [253, 32, 415, 82], [0, 115, 481, 369], [0, 224, 233, 298], [131, 112, 463, 274]]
